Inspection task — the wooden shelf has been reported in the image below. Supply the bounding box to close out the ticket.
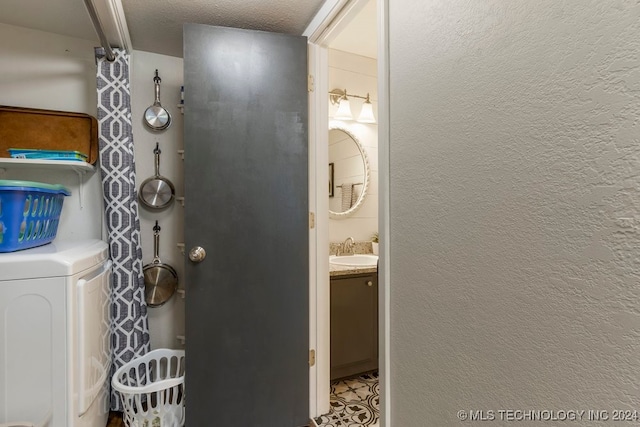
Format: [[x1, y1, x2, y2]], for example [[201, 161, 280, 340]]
[[0, 158, 95, 175]]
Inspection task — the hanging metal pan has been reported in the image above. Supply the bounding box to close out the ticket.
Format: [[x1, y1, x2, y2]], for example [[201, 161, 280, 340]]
[[143, 221, 178, 307], [144, 69, 172, 131], [139, 142, 175, 209]]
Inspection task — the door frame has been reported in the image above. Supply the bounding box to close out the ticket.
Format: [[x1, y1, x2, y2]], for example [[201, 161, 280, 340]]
[[304, 0, 390, 424]]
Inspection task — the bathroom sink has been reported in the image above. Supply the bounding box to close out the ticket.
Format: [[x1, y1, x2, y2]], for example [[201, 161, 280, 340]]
[[330, 254, 378, 267]]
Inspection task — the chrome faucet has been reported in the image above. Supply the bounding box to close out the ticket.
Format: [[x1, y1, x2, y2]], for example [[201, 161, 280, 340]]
[[342, 237, 355, 255]]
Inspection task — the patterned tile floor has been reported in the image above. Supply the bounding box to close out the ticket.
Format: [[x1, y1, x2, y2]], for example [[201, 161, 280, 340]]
[[110, 373, 379, 427], [315, 372, 379, 427]]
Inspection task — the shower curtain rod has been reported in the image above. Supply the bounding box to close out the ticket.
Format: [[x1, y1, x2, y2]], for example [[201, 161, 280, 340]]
[[83, 0, 116, 61]]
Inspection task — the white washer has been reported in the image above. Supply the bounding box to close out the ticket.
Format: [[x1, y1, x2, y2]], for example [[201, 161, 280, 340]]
[[0, 240, 111, 427]]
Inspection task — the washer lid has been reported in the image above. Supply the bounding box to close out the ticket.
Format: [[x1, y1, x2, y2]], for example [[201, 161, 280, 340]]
[[0, 239, 108, 280]]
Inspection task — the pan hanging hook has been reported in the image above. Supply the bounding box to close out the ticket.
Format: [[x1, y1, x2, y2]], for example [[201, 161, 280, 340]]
[[139, 144, 175, 209], [144, 69, 172, 131], [143, 219, 178, 307]]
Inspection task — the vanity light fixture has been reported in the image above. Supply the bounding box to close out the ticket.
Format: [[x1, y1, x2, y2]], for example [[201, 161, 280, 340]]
[[329, 88, 376, 123]]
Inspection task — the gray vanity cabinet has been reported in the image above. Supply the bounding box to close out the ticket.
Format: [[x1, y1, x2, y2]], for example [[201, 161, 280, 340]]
[[330, 272, 378, 380]]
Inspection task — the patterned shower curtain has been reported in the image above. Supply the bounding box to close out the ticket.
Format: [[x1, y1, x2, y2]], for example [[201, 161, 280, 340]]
[[95, 47, 150, 411]]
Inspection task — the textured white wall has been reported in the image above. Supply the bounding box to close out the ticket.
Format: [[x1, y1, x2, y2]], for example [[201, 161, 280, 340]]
[[390, 1, 640, 425], [328, 49, 378, 244]]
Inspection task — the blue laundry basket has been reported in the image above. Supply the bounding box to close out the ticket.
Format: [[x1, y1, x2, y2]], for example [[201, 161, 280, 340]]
[[0, 180, 71, 252]]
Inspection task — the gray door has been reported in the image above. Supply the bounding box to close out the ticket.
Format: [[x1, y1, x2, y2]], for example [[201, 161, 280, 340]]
[[183, 24, 309, 427]]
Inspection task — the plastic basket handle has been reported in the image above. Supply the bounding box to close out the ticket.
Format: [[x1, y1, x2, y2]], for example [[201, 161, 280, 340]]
[[112, 376, 184, 395]]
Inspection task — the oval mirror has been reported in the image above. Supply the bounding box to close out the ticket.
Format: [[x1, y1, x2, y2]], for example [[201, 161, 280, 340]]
[[328, 126, 370, 219]]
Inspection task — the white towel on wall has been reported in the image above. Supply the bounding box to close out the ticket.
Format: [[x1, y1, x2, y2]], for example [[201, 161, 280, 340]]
[[341, 182, 353, 211]]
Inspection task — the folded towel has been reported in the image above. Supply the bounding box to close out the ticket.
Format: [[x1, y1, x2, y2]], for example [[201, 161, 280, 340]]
[[341, 182, 353, 211], [351, 186, 359, 207]]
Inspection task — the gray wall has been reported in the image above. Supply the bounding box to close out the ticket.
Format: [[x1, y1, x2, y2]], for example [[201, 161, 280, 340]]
[[390, 1, 640, 425]]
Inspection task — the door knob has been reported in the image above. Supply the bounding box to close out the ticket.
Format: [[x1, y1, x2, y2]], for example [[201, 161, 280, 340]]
[[367, 280, 373, 287], [189, 246, 206, 263]]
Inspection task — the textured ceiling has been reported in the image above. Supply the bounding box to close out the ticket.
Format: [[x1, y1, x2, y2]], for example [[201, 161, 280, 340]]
[[121, 0, 326, 58], [0, 0, 326, 58], [0, 0, 375, 60]]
